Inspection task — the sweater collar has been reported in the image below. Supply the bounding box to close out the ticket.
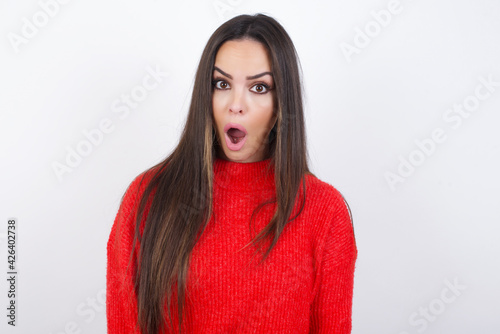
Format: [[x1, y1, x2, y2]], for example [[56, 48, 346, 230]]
[[213, 157, 275, 192]]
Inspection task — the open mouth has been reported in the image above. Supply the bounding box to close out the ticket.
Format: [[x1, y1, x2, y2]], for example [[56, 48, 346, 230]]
[[223, 122, 248, 151], [227, 128, 246, 143]]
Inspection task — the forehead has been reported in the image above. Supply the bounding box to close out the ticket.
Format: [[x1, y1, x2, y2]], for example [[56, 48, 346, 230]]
[[214, 39, 272, 74]]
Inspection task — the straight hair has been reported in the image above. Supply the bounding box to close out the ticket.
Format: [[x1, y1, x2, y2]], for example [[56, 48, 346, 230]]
[[127, 13, 313, 334]]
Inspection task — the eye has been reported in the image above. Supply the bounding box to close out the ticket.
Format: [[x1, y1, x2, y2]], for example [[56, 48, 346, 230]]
[[213, 79, 230, 90], [250, 83, 270, 94]]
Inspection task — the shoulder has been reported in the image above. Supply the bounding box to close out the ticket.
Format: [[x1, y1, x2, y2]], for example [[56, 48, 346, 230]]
[[303, 173, 350, 216], [301, 173, 354, 240], [303, 173, 357, 266], [125, 166, 160, 199], [118, 168, 158, 220], [109, 169, 158, 244]]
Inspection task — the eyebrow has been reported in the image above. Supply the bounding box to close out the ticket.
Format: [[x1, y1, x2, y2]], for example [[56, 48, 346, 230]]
[[214, 66, 272, 80]]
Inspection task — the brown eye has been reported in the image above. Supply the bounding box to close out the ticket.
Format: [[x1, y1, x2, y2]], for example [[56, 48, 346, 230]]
[[214, 80, 230, 90], [250, 83, 269, 94]]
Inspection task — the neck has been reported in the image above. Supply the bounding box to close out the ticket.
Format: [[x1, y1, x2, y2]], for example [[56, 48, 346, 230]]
[[215, 145, 272, 163]]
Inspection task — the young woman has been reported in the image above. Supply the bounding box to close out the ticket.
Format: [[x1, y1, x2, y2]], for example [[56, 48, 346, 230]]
[[107, 13, 357, 334]]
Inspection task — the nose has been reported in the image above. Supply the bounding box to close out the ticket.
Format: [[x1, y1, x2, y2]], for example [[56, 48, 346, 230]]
[[229, 88, 245, 114]]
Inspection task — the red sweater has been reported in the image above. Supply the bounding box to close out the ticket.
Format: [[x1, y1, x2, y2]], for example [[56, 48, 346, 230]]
[[107, 158, 357, 333]]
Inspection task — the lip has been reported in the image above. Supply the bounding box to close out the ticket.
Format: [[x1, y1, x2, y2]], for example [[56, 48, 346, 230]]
[[224, 122, 247, 134], [223, 122, 248, 151], [224, 132, 247, 151]]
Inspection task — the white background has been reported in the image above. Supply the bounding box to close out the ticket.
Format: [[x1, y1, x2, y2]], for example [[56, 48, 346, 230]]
[[1, 0, 499, 333]]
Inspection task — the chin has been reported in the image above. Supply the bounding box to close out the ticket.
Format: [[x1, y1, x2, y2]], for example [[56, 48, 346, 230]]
[[224, 151, 248, 162]]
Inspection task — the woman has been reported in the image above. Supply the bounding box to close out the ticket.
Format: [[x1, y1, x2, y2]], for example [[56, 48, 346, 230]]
[[107, 13, 357, 334]]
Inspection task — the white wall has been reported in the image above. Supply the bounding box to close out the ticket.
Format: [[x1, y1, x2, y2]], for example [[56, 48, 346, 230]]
[[1, 0, 499, 333]]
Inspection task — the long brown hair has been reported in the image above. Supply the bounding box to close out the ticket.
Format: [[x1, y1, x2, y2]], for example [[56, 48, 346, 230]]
[[129, 13, 312, 334]]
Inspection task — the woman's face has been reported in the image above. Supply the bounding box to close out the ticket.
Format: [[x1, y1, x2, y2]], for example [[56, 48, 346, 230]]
[[212, 38, 277, 163]]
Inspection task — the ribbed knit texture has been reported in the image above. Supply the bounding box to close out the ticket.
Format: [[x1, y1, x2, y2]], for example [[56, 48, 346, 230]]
[[106, 158, 357, 333]]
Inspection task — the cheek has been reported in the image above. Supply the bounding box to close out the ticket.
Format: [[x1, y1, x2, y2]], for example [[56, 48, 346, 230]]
[[212, 94, 224, 129], [250, 113, 276, 139], [253, 96, 274, 125], [250, 94, 273, 111], [246, 96, 274, 137]]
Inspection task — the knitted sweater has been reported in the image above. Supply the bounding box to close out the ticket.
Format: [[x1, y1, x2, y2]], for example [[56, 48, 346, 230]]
[[106, 158, 357, 333]]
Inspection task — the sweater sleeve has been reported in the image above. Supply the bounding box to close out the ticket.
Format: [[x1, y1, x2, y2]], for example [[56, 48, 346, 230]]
[[310, 193, 358, 334], [106, 174, 146, 334]]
